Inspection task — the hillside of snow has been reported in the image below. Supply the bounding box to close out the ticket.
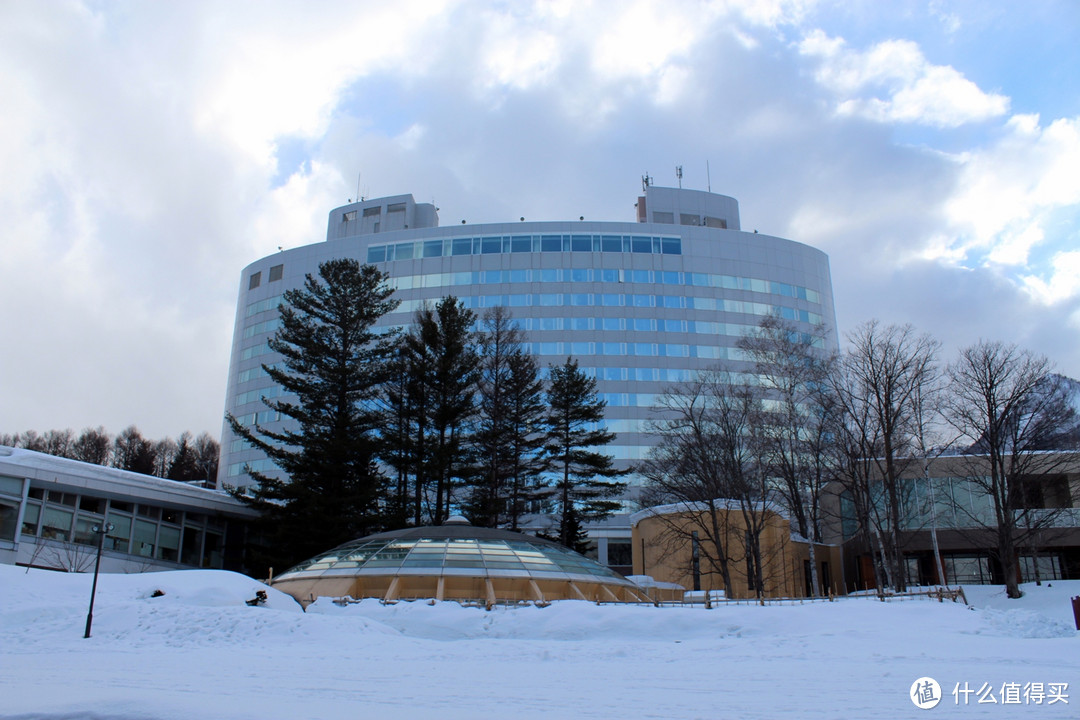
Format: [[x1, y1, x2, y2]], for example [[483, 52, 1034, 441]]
[[1, 565, 1076, 719]]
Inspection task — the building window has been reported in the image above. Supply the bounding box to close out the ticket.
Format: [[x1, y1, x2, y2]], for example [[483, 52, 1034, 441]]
[[73, 516, 102, 545], [21, 502, 40, 536], [342, 210, 357, 222], [181, 525, 204, 566], [704, 216, 727, 229], [652, 211, 674, 224], [204, 531, 224, 568], [607, 541, 632, 567], [41, 506, 74, 541], [387, 202, 406, 213], [157, 525, 180, 562], [679, 213, 701, 226], [0, 500, 18, 541], [0, 475, 22, 496], [249, 272, 261, 290], [134, 519, 157, 557], [79, 496, 106, 514], [268, 264, 283, 282], [106, 513, 132, 553], [944, 555, 992, 585], [362, 206, 381, 217], [1020, 555, 1062, 582]]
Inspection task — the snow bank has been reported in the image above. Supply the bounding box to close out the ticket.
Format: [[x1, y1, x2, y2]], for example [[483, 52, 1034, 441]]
[[961, 580, 1080, 638], [1, 566, 1077, 719]]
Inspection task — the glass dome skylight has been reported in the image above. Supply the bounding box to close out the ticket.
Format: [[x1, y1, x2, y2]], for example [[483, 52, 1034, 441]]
[[271, 518, 650, 607]]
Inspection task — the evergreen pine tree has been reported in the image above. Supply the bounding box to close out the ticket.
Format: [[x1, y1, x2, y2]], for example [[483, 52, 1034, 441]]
[[382, 296, 479, 526], [112, 426, 156, 475], [467, 307, 548, 528], [543, 357, 628, 551], [226, 259, 399, 572], [167, 431, 200, 481]]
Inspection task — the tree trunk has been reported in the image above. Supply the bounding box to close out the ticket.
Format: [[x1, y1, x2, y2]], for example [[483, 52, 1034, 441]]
[[808, 541, 820, 597]]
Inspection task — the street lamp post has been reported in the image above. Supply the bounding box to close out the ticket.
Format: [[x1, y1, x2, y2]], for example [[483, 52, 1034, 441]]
[[83, 522, 114, 639]]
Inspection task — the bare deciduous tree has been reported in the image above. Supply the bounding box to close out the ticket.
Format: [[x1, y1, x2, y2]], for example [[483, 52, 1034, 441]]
[[193, 432, 221, 487], [738, 315, 836, 595], [642, 371, 785, 599], [831, 321, 939, 592], [72, 427, 112, 465], [943, 340, 1076, 598], [42, 429, 75, 458]]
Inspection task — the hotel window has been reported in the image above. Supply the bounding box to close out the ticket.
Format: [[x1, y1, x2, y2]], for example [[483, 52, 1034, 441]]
[[249, 272, 261, 290], [540, 235, 562, 252], [268, 264, 283, 282]]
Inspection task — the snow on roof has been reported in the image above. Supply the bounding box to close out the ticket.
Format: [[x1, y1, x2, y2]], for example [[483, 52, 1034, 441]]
[[0, 446, 254, 516], [629, 498, 787, 528], [628, 498, 838, 547]]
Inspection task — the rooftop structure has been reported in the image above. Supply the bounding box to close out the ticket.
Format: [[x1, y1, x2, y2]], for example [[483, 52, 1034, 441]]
[[0, 447, 255, 573], [271, 516, 652, 607]]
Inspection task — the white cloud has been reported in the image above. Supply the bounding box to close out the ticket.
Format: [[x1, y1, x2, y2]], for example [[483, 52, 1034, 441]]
[[940, 114, 1080, 267], [1023, 251, 1080, 305], [3, 0, 1080, 440], [724, 0, 817, 28], [799, 30, 1008, 127], [929, 0, 962, 34], [193, 1, 453, 165], [479, 11, 559, 91]]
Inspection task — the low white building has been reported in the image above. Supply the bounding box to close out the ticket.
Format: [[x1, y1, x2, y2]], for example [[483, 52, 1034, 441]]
[[0, 446, 257, 574]]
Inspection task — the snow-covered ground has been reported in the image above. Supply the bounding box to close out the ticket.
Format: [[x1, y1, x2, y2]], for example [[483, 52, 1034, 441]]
[[1, 565, 1076, 719]]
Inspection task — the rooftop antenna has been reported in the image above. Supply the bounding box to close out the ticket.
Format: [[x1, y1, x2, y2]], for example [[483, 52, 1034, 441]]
[[675, 165, 683, 189], [706, 161, 711, 193], [641, 172, 652, 191], [355, 172, 362, 203]]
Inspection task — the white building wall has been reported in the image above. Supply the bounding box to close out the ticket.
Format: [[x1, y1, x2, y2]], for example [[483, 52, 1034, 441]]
[[219, 188, 838, 516]]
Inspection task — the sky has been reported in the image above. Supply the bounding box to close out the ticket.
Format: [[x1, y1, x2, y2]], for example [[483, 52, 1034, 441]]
[[2, 0, 1079, 442]]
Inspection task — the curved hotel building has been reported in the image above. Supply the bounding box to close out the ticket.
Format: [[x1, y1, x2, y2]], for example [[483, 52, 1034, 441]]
[[220, 185, 837, 563]]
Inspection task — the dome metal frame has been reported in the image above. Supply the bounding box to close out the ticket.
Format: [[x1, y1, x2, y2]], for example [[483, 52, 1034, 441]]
[[271, 520, 653, 608]]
